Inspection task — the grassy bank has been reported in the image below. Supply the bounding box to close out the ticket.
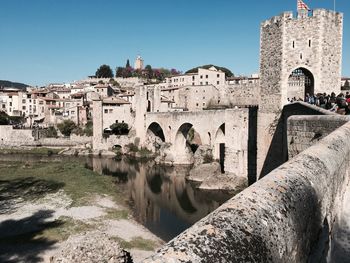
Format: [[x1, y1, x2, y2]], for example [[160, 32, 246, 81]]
[[0, 147, 62, 156], [0, 160, 125, 206]]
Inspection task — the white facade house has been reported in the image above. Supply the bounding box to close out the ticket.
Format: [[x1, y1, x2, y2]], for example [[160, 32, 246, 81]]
[[165, 67, 225, 89]]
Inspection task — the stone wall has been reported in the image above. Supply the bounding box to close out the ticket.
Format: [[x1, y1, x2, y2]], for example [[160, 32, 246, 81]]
[[259, 102, 336, 178], [143, 120, 350, 263], [225, 83, 260, 106], [288, 115, 349, 158], [0, 126, 92, 148], [93, 135, 130, 151], [0, 126, 34, 147], [257, 9, 343, 179], [38, 135, 92, 147]]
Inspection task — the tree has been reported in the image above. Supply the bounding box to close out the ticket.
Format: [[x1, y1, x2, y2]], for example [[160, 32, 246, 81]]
[[126, 59, 131, 68], [145, 65, 153, 79], [116, 67, 124, 77], [95, 64, 114, 78], [345, 80, 350, 88], [57, 120, 77, 137], [110, 122, 129, 135], [0, 112, 9, 125]]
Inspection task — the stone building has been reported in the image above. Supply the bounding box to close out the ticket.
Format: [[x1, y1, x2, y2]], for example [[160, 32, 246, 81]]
[[165, 67, 225, 88], [257, 8, 343, 177], [134, 55, 144, 70]]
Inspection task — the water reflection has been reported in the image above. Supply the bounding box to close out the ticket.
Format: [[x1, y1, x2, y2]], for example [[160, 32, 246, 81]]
[[87, 158, 232, 241], [0, 154, 232, 242]]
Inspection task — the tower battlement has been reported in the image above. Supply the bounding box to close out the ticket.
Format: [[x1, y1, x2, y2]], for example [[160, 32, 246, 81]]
[[261, 9, 343, 28]]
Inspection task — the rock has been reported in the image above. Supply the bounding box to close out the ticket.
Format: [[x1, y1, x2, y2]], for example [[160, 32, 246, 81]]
[[50, 231, 132, 263], [193, 145, 213, 166], [199, 174, 248, 193], [188, 162, 221, 182]]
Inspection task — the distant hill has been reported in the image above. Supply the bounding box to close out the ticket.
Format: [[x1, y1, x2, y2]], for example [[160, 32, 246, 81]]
[[185, 65, 234, 77], [0, 80, 29, 90]]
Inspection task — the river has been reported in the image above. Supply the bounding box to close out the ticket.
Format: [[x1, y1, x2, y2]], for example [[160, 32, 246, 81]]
[[0, 154, 233, 242]]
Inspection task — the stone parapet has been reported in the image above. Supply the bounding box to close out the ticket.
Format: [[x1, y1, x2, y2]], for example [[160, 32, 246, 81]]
[[143, 120, 350, 262], [288, 114, 349, 158]]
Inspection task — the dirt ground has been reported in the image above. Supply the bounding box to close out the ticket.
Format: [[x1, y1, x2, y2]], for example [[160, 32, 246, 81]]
[[0, 189, 164, 263]]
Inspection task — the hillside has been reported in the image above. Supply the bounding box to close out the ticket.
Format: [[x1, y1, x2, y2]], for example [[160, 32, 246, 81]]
[[0, 80, 29, 90]]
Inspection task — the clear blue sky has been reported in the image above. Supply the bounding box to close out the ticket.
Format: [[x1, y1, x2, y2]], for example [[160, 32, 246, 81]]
[[0, 0, 349, 86]]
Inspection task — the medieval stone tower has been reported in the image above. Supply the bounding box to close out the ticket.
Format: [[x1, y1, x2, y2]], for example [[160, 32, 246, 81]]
[[257, 8, 343, 177]]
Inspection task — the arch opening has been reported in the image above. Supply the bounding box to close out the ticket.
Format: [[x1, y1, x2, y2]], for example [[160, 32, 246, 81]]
[[147, 122, 165, 142], [214, 123, 225, 173], [288, 67, 314, 100], [174, 123, 202, 163], [146, 122, 166, 152]]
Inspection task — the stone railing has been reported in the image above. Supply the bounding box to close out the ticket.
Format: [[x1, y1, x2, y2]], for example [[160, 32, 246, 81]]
[[143, 120, 350, 262]]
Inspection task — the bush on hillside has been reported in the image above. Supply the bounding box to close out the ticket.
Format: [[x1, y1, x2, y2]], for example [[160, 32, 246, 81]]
[[57, 120, 77, 137]]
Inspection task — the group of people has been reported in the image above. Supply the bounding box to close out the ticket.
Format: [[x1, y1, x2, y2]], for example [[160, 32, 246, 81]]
[[287, 92, 350, 114]]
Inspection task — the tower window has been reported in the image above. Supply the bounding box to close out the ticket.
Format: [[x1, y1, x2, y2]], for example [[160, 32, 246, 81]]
[[292, 41, 295, 48], [300, 53, 303, 60], [309, 39, 312, 47]]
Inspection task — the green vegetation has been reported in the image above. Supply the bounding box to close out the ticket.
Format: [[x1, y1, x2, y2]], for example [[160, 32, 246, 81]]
[[125, 143, 153, 159], [0, 80, 28, 90], [138, 147, 153, 158], [110, 122, 129, 135], [72, 121, 93, 137], [0, 160, 124, 206], [115, 64, 180, 81], [185, 64, 234, 77], [187, 127, 195, 142], [113, 236, 157, 251], [0, 111, 24, 125], [105, 209, 129, 220], [125, 143, 138, 153], [95, 64, 114, 78], [46, 126, 58, 138], [203, 153, 214, 163], [57, 120, 77, 136], [37, 216, 93, 242], [0, 147, 61, 156]]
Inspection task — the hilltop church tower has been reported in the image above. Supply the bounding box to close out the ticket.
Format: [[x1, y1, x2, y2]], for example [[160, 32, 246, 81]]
[[257, 7, 343, 177], [134, 55, 144, 70]]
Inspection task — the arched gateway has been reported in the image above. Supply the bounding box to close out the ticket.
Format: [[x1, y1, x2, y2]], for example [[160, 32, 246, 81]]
[[288, 67, 314, 99]]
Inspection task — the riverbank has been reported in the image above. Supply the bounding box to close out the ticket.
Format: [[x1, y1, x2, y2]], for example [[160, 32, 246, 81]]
[[0, 158, 164, 262]]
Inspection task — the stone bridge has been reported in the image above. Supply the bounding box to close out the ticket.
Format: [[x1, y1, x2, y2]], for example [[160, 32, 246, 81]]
[[142, 104, 350, 262], [137, 109, 250, 177]]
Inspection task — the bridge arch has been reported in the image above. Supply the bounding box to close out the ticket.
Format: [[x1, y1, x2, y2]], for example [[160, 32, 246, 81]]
[[146, 122, 166, 151], [287, 67, 315, 100], [174, 123, 202, 164]]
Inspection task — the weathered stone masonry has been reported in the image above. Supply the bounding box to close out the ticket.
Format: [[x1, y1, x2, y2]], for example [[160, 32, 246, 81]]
[[143, 119, 350, 263], [257, 9, 343, 178]]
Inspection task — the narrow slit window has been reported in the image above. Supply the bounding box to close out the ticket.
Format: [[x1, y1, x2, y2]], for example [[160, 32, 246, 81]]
[[292, 41, 295, 48], [309, 39, 311, 47]]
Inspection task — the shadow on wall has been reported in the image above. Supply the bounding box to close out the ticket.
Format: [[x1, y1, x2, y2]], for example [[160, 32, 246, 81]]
[[259, 102, 333, 179]]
